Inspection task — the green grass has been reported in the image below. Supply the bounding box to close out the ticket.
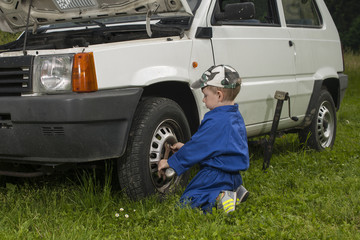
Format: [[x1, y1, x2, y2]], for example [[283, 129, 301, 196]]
[[0, 54, 359, 239]]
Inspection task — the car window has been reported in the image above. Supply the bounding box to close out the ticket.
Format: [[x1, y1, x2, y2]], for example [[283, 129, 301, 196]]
[[282, 0, 322, 27], [214, 0, 280, 26]]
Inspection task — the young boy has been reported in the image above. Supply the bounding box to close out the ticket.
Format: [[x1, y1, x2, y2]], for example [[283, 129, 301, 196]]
[[158, 65, 250, 213]]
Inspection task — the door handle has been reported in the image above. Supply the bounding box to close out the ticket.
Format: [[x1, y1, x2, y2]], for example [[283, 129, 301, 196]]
[[289, 40, 294, 47]]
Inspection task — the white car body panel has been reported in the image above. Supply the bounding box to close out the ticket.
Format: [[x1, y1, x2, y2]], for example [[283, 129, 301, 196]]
[[89, 37, 193, 88]]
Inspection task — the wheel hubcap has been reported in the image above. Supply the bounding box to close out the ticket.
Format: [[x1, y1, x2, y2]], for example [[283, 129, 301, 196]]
[[149, 120, 181, 193], [316, 101, 334, 148]]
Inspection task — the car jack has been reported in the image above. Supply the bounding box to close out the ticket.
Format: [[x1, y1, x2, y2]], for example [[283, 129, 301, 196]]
[[263, 91, 298, 170]]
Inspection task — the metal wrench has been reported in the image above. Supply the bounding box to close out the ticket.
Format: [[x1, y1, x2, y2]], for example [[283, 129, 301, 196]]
[[163, 143, 176, 179]]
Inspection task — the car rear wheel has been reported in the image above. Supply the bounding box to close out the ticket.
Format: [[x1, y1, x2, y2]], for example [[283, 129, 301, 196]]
[[299, 89, 337, 150], [117, 97, 191, 200]]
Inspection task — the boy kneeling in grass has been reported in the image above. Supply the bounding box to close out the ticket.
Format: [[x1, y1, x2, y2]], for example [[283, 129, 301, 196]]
[[158, 65, 250, 213]]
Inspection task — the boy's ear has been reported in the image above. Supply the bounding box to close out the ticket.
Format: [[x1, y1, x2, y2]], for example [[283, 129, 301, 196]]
[[217, 90, 224, 101]]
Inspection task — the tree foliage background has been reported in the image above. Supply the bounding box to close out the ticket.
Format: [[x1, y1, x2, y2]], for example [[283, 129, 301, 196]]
[[324, 0, 360, 52]]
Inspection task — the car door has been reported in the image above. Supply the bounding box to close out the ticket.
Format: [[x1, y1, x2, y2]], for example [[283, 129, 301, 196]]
[[209, 0, 298, 136], [281, 0, 341, 116]]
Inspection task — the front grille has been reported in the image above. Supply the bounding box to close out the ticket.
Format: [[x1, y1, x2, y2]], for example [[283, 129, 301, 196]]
[[0, 55, 33, 96], [42, 126, 65, 136]]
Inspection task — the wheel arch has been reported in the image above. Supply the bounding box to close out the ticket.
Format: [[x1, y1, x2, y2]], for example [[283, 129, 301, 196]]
[[142, 81, 200, 135], [302, 77, 340, 128], [323, 78, 340, 110]]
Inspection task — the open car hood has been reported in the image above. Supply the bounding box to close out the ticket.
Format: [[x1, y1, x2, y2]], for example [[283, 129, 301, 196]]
[[0, 0, 192, 33]]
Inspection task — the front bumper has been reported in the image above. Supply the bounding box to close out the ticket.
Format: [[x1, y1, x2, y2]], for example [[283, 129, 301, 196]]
[[0, 88, 143, 163]]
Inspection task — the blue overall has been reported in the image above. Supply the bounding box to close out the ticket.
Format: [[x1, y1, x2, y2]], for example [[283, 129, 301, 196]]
[[168, 104, 249, 211]]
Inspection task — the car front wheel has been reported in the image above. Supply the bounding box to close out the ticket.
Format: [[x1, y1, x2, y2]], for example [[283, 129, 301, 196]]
[[117, 97, 191, 200]]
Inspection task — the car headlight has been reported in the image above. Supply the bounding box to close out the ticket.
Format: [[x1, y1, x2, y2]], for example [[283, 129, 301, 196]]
[[33, 54, 74, 93]]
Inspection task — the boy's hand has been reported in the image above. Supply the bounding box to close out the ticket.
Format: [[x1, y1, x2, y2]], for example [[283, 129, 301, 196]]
[[158, 159, 170, 180], [170, 142, 184, 152]]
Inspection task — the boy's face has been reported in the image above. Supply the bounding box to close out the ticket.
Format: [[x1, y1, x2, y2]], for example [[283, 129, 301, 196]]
[[202, 87, 221, 110]]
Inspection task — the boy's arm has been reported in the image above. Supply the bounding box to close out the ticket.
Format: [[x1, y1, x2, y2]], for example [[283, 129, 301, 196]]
[[170, 142, 184, 152], [168, 118, 222, 175]]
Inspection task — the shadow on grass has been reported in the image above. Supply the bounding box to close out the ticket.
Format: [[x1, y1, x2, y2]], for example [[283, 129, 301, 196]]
[[248, 133, 305, 165], [0, 160, 116, 194]]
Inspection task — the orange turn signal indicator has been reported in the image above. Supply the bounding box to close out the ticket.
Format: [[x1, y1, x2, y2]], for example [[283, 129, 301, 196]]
[[72, 52, 98, 92]]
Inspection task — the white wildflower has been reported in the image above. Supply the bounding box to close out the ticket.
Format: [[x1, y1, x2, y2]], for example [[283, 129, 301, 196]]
[[115, 213, 120, 217], [125, 214, 129, 218], [120, 208, 124, 212]]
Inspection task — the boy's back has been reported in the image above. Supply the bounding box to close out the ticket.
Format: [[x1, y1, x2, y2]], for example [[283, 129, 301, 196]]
[[170, 103, 249, 175]]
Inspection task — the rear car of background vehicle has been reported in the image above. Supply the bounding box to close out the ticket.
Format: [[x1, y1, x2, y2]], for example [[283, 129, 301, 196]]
[[0, 0, 347, 199]]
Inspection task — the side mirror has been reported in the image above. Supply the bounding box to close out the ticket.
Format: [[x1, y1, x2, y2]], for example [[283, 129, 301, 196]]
[[215, 2, 255, 21]]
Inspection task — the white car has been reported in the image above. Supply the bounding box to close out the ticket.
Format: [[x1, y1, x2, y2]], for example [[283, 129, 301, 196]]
[[0, 0, 347, 199]]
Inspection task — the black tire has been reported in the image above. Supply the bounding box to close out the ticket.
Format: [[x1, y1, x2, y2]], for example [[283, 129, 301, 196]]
[[117, 97, 191, 200], [299, 89, 337, 150]]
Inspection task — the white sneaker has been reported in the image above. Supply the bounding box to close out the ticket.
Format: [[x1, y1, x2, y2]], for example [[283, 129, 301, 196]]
[[217, 190, 237, 213]]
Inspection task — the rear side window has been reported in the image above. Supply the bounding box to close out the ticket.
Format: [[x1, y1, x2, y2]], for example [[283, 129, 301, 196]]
[[282, 0, 322, 27]]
